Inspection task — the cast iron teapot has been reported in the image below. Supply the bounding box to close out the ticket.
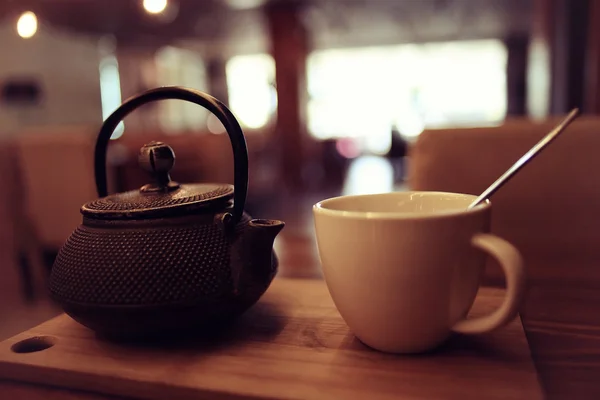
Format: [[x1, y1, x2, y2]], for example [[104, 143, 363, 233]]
[[49, 86, 285, 340]]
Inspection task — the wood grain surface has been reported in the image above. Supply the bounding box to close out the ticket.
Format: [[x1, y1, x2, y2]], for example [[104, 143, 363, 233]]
[[518, 256, 600, 400], [0, 278, 542, 400]]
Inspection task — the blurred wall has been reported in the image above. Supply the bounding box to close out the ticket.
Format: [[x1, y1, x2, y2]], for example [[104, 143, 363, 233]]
[[0, 23, 102, 137]]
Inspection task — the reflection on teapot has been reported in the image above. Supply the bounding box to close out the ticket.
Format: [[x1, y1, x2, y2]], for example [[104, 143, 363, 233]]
[[48, 86, 284, 340]]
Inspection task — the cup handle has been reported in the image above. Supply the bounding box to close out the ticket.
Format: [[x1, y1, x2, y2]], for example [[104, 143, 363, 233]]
[[452, 233, 526, 334]]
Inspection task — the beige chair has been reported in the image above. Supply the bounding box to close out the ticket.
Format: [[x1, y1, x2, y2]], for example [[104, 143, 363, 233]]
[[10, 127, 98, 298], [14, 127, 98, 250], [408, 117, 600, 282], [0, 139, 37, 301]]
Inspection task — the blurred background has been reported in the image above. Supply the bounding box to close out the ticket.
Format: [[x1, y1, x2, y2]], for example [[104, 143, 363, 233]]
[[1, 0, 598, 339]]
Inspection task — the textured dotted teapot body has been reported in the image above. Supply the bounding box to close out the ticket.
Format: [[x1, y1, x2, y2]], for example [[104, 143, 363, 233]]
[[49, 87, 284, 340]]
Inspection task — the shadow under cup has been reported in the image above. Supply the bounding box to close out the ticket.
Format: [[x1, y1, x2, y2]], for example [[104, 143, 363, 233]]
[[312, 191, 494, 354]]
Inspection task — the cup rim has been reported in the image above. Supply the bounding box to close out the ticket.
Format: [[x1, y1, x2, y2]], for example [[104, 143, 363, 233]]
[[313, 191, 491, 220]]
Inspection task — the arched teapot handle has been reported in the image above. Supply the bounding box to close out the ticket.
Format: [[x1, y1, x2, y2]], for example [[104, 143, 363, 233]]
[[94, 86, 248, 227]]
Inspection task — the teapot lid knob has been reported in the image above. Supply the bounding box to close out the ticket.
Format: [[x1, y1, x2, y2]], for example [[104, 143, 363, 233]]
[[138, 141, 181, 193]]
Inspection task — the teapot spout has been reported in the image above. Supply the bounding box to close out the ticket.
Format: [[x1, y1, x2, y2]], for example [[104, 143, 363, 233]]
[[247, 219, 285, 240], [230, 218, 285, 294]]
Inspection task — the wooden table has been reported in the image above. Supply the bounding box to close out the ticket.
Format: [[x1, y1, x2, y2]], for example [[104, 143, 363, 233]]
[[2, 227, 599, 399], [517, 255, 600, 399], [275, 233, 600, 399], [0, 279, 542, 399]]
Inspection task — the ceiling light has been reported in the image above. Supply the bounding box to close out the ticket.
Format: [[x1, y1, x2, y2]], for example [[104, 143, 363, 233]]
[[143, 0, 168, 14], [17, 11, 37, 39]]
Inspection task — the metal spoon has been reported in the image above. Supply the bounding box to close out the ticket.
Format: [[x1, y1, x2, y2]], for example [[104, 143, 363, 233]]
[[468, 108, 580, 210]]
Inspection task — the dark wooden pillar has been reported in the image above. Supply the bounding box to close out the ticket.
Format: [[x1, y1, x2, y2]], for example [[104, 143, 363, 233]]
[[206, 56, 230, 107], [528, 0, 591, 115], [265, 1, 309, 191], [551, 0, 589, 113], [584, 0, 600, 113], [505, 35, 529, 116]]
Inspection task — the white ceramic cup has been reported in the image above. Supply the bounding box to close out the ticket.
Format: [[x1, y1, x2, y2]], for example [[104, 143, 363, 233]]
[[313, 191, 526, 354]]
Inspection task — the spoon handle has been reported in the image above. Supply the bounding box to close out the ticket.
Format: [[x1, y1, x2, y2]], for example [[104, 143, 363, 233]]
[[468, 108, 580, 210]]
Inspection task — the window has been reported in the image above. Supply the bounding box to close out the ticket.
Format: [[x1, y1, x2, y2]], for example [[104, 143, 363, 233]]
[[99, 55, 124, 139], [307, 39, 507, 154], [226, 54, 276, 129], [155, 46, 209, 133]]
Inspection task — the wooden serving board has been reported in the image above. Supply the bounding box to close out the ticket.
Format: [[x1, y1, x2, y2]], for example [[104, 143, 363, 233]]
[[0, 278, 542, 400]]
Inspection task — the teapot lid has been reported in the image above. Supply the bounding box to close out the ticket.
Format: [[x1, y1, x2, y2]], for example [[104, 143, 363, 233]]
[[81, 141, 234, 220]]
